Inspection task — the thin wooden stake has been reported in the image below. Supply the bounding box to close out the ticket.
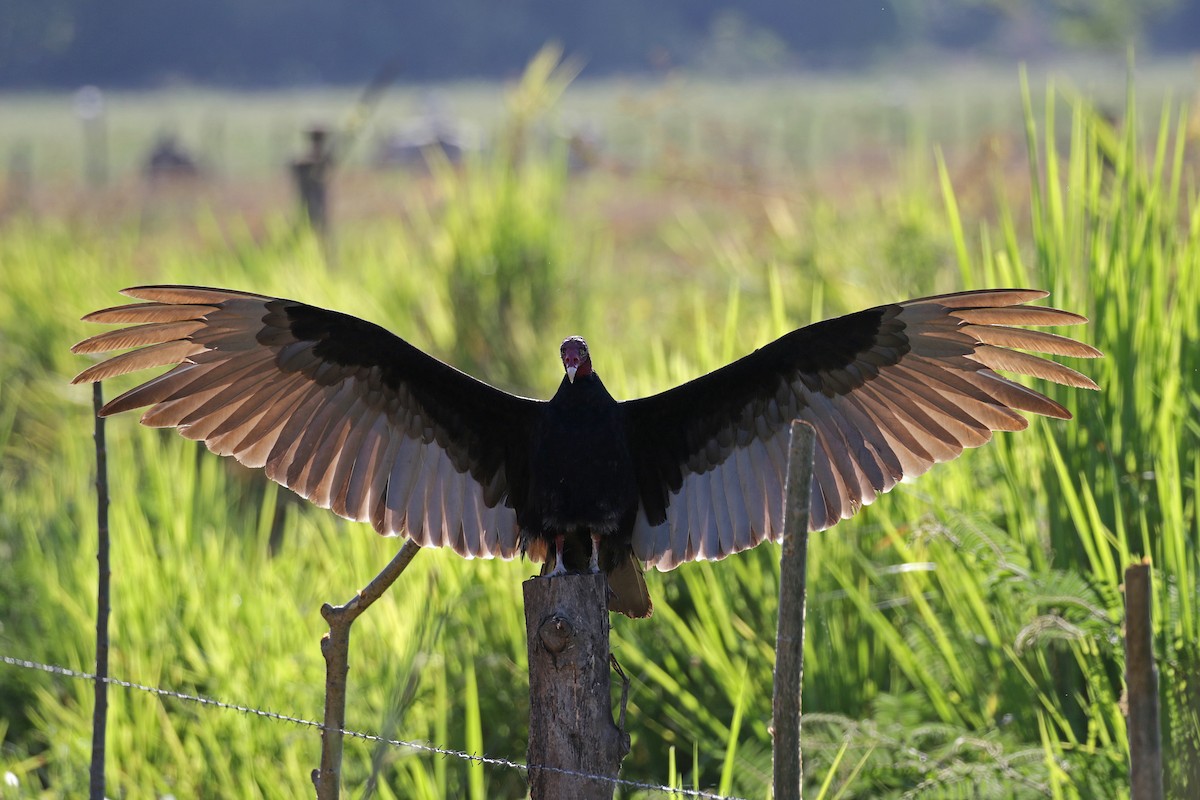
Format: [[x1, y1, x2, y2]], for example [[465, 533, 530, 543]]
[[773, 421, 815, 800], [312, 539, 422, 799], [89, 383, 111, 800], [1125, 559, 1163, 800], [524, 572, 629, 799]]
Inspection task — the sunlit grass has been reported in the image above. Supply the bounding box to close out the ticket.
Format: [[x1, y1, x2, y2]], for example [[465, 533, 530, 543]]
[[1, 69, 1197, 798]]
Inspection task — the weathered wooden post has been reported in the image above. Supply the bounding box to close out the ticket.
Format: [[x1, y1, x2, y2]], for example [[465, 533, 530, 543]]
[[89, 383, 111, 800], [1125, 559, 1163, 800], [524, 572, 629, 799], [773, 421, 815, 800], [312, 540, 422, 800]]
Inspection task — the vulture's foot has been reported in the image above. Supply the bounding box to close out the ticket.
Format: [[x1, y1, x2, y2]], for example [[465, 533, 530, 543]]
[[545, 534, 568, 576]]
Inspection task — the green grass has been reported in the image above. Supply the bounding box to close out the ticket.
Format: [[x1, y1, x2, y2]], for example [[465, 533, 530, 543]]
[[1, 62, 1198, 798]]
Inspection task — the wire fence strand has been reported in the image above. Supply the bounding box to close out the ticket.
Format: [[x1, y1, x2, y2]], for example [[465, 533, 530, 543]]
[[1, 653, 745, 800]]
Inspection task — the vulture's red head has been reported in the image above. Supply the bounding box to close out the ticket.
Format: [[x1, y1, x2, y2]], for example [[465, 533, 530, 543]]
[[560, 336, 592, 383]]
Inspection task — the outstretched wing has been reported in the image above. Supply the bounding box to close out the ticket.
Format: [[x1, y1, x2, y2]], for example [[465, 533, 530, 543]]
[[624, 290, 1101, 570], [72, 286, 539, 558]]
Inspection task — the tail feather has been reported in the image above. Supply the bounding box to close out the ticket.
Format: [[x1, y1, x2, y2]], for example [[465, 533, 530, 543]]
[[533, 534, 653, 618], [607, 553, 652, 618]]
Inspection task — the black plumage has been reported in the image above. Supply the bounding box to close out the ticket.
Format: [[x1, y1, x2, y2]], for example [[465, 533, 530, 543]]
[[524, 337, 648, 615], [72, 286, 1101, 617]]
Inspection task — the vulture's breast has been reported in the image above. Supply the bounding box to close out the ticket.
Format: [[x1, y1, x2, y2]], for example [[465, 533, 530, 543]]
[[525, 378, 639, 537]]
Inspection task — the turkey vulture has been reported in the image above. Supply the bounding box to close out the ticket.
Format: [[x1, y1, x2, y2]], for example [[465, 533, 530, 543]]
[[72, 286, 1100, 618]]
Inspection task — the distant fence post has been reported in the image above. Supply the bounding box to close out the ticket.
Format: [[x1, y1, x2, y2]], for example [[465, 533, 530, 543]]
[[1125, 560, 1163, 800], [74, 86, 108, 190], [524, 572, 629, 799], [773, 421, 815, 800], [291, 126, 332, 235], [5, 142, 33, 216]]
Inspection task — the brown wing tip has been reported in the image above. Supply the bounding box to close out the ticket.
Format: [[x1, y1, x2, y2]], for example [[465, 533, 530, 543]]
[[120, 285, 187, 300], [1041, 309, 1088, 325], [80, 305, 138, 324], [71, 364, 103, 384], [118, 285, 268, 304], [916, 288, 1050, 309], [1043, 402, 1074, 420]]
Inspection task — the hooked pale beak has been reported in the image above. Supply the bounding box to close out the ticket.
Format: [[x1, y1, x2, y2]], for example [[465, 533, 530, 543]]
[[561, 337, 587, 383]]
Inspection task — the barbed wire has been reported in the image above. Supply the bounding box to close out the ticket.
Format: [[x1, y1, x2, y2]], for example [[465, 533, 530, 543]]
[[1, 653, 745, 800]]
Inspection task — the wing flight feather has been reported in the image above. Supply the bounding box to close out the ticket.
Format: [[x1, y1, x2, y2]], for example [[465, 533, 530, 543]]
[[626, 290, 1100, 569], [72, 286, 534, 558]]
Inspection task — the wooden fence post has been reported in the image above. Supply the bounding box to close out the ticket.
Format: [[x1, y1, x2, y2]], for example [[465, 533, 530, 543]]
[[312, 540, 422, 799], [524, 572, 629, 799], [1125, 559, 1163, 800], [89, 384, 111, 800], [773, 421, 815, 800], [5, 142, 33, 216], [74, 86, 108, 190], [291, 126, 332, 234]]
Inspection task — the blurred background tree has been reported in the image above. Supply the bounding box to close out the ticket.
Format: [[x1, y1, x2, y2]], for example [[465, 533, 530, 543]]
[[0, 0, 1191, 87]]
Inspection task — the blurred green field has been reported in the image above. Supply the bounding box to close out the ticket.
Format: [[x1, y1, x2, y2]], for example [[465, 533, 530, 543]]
[[2, 57, 1195, 181], [1, 58, 1198, 798]]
